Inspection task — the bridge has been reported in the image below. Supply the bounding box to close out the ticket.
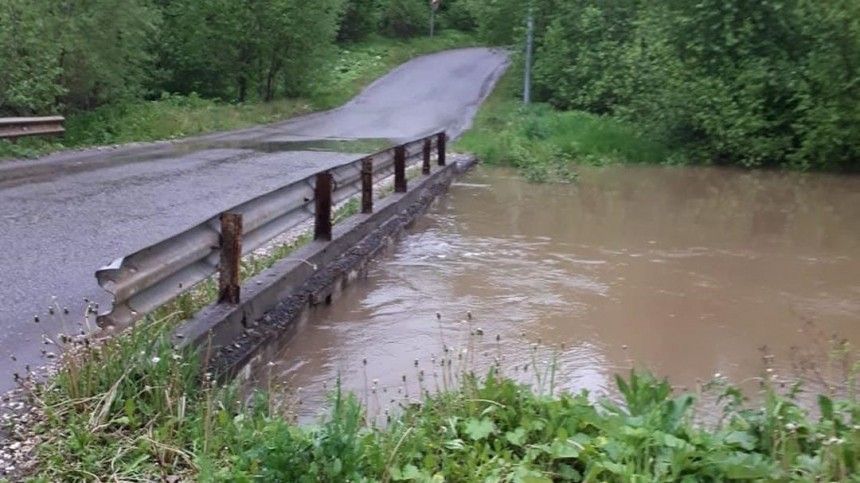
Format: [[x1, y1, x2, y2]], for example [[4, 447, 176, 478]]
[[0, 48, 508, 392]]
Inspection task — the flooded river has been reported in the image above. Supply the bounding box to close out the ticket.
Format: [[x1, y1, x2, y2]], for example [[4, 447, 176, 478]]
[[258, 165, 860, 420]]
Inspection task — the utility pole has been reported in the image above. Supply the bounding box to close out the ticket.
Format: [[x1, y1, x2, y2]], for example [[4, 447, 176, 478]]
[[523, 5, 534, 105], [430, 0, 440, 37]]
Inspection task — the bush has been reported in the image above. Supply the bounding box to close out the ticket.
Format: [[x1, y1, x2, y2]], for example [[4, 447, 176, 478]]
[[438, 0, 478, 31], [0, 0, 157, 114], [458, 72, 672, 181], [337, 0, 381, 43], [380, 0, 428, 38], [24, 304, 860, 481], [0, 0, 64, 115], [481, 0, 860, 170]]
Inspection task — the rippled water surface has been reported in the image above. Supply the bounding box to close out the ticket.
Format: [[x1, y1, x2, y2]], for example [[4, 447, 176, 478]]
[[257, 165, 860, 420]]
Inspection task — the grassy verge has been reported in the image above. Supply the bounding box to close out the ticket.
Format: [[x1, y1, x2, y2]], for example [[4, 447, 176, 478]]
[[457, 71, 675, 182], [19, 313, 859, 481], [0, 31, 478, 161]]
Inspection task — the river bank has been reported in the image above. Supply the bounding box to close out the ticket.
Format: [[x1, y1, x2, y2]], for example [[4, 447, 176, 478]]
[[5, 163, 859, 481], [5, 310, 858, 481]]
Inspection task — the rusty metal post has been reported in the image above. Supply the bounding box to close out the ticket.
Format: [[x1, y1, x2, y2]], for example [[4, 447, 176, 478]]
[[437, 132, 446, 166], [314, 172, 333, 241], [422, 138, 432, 175], [394, 145, 407, 193], [361, 157, 373, 214], [219, 213, 243, 304]]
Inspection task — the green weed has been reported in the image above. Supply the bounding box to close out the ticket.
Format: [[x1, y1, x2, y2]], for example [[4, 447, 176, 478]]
[[25, 309, 860, 482], [458, 70, 675, 183]]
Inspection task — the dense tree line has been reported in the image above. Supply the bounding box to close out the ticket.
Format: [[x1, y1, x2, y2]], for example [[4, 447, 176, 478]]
[[456, 0, 859, 170], [2, 0, 857, 169], [0, 0, 447, 115]]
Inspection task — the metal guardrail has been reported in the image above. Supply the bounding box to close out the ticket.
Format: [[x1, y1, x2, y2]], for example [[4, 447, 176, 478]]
[[96, 131, 447, 328], [0, 116, 65, 139]]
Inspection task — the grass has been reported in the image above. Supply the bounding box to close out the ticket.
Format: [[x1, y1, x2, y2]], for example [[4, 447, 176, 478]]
[[16, 305, 860, 481], [457, 70, 676, 182], [0, 30, 478, 161]]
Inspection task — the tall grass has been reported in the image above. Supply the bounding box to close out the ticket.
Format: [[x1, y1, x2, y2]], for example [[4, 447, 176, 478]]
[[457, 71, 675, 182], [22, 305, 860, 481]]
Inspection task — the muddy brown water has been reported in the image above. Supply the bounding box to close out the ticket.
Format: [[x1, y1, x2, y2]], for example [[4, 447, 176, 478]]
[[254, 165, 860, 421]]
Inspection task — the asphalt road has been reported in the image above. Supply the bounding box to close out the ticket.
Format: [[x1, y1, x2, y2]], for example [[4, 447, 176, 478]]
[[0, 47, 509, 393]]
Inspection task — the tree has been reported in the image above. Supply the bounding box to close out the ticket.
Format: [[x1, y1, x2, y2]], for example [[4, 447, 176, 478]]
[[0, 1, 63, 115], [58, 0, 161, 110], [338, 0, 380, 43], [380, 0, 428, 38]]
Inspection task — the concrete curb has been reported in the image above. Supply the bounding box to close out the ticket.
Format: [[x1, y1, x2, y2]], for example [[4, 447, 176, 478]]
[[174, 154, 478, 381]]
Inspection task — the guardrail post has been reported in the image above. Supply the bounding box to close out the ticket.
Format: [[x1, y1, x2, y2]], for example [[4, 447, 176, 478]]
[[422, 138, 432, 175], [394, 145, 407, 193], [315, 172, 333, 240], [219, 213, 243, 304], [361, 158, 373, 214], [437, 132, 446, 166]]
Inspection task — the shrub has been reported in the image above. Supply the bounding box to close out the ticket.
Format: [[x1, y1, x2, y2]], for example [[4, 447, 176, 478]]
[[438, 0, 478, 31], [337, 0, 381, 43], [380, 0, 428, 38], [482, 0, 860, 170]]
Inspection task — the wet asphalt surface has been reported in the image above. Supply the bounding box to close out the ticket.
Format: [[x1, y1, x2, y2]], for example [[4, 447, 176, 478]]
[[0, 48, 509, 393]]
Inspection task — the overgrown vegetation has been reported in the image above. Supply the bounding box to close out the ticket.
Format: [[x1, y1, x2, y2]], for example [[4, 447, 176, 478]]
[[0, 30, 475, 160], [0, 0, 476, 160], [458, 72, 672, 182], [459, 0, 860, 171], [3, 0, 857, 171], [0, 0, 454, 114], [23, 313, 860, 481]]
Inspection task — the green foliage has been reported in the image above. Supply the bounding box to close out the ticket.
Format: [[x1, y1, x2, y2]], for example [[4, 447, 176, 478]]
[[338, 0, 381, 43], [458, 72, 672, 182], [0, 0, 155, 113], [461, 0, 524, 45], [58, 0, 161, 110], [158, 0, 345, 102], [380, 0, 429, 38], [0, 0, 64, 115], [470, 0, 860, 170], [0, 32, 476, 161], [437, 0, 478, 32], [28, 313, 860, 482], [0, 0, 159, 114]]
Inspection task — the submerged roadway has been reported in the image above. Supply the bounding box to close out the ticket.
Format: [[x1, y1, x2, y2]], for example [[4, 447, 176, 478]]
[[0, 48, 509, 393]]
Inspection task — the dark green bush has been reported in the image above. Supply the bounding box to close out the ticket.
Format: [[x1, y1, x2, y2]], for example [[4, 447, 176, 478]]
[[475, 0, 860, 170], [337, 0, 381, 42], [438, 0, 478, 31], [380, 0, 429, 38]]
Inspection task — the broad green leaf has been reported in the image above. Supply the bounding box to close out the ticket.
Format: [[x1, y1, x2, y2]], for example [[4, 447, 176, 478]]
[[723, 431, 756, 451], [505, 427, 527, 446], [549, 439, 580, 459], [464, 417, 496, 441]]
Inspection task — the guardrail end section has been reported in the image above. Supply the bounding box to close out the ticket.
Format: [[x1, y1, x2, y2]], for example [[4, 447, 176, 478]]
[[94, 256, 125, 327]]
